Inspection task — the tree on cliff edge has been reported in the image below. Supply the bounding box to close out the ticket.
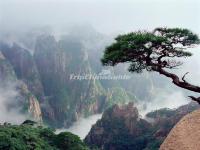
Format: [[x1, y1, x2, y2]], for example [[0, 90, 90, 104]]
[[101, 27, 200, 103]]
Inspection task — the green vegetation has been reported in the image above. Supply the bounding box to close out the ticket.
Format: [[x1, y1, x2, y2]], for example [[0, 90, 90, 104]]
[[0, 123, 89, 150]]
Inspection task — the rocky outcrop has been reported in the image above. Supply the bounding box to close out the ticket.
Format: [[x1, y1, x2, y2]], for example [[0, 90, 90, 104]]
[[28, 96, 42, 122], [85, 102, 200, 150], [0, 49, 43, 122], [160, 109, 200, 150], [16, 81, 42, 124], [85, 103, 152, 150], [18, 82, 42, 122], [0, 42, 44, 99], [0, 51, 17, 84]]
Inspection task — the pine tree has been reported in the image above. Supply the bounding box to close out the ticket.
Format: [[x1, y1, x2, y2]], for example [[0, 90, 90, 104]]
[[102, 27, 200, 103]]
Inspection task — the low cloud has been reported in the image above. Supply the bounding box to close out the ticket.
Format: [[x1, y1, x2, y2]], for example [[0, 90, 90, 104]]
[[56, 114, 102, 139], [0, 83, 27, 124], [138, 91, 189, 117]]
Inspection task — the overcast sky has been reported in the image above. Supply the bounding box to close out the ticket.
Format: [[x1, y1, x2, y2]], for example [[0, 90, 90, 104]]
[[0, 0, 200, 34]]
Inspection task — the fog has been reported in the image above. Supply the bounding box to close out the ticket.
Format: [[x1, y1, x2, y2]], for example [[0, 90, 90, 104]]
[[182, 47, 200, 85], [0, 83, 26, 124], [56, 114, 102, 139], [0, 0, 200, 35]]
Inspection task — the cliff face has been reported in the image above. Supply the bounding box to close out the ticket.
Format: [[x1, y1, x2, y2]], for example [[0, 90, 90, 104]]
[[0, 34, 135, 127], [0, 49, 42, 122], [85, 102, 200, 150], [0, 42, 44, 101], [33, 35, 139, 127], [28, 95, 42, 122], [0, 51, 17, 84], [18, 82, 43, 122], [34, 35, 107, 127]]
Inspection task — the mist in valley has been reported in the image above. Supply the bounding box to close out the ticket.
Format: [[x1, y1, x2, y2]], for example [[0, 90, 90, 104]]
[[56, 114, 102, 139], [0, 83, 27, 124]]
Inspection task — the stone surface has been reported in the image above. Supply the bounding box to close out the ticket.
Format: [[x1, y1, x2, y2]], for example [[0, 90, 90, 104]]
[[160, 109, 200, 150]]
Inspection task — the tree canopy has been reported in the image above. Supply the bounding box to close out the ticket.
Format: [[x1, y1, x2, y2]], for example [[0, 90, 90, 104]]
[[101, 27, 200, 103], [0, 123, 89, 150]]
